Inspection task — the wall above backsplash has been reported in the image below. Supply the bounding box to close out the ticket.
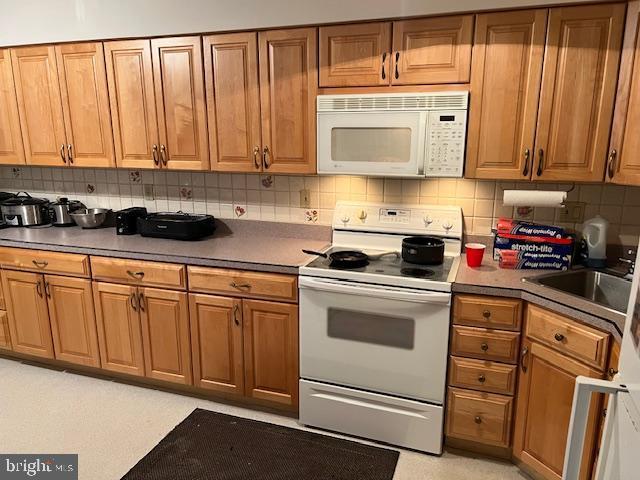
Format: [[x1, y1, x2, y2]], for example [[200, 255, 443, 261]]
[[1, 166, 638, 244]]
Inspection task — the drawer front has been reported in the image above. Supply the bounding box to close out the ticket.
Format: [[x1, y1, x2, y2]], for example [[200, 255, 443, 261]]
[[448, 356, 517, 395], [188, 266, 297, 302], [0, 310, 10, 350], [0, 247, 90, 277], [91, 257, 186, 290], [446, 387, 513, 447], [525, 304, 609, 370], [451, 326, 520, 364], [453, 294, 522, 330]]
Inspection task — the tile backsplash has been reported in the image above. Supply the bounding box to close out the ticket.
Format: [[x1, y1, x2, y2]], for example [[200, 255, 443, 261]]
[[2, 166, 639, 244]]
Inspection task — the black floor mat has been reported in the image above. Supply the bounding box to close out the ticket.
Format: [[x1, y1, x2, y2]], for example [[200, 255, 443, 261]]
[[121, 408, 399, 480]]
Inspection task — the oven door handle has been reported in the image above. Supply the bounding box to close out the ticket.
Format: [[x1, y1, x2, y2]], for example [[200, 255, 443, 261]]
[[299, 276, 450, 304]]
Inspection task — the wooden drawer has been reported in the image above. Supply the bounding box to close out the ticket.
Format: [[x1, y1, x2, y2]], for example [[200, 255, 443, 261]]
[[448, 356, 517, 395], [525, 304, 610, 370], [446, 387, 513, 447], [451, 326, 520, 364], [0, 247, 89, 277], [91, 257, 186, 290], [188, 266, 297, 302], [453, 294, 522, 331], [0, 310, 10, 350]]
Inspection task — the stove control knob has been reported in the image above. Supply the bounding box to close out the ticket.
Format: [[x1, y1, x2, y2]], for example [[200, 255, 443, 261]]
[[423, 216, 433, 227], [341, 215, 350, 225], [443, 221, 453, 232], [357, 210, 367, 222]]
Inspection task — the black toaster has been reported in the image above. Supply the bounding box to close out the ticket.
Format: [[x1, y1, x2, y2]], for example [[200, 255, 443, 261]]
[[115, 207, 148, 235]]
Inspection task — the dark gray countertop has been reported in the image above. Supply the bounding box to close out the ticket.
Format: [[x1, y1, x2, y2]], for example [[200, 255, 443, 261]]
[[0, 219, 332, 275], [454, 255, 626, 341]]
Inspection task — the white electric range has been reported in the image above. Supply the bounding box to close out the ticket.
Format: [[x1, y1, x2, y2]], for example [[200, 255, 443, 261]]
[[298, 201, 462, 454]]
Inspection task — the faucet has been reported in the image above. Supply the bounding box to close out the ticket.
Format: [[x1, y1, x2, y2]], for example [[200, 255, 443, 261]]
[[618, 248, 636, 279]]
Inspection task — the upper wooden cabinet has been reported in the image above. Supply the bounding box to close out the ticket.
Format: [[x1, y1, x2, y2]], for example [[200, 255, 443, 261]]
[[0, 49, 25, 165], [391, 15, 474, 85], [105, 39, 159, 170], [533, 3, 626, 182], [319, 16, 473, 88], [204, 32, 262, 172], [151, 37, 209, 171], [607, 1, 640, 186], [258, 28, 317, 174], [465, 10, 547, 180]]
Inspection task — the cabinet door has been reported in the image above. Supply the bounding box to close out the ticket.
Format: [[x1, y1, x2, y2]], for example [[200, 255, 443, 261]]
[[105, 39, 159, 170], [465, 10, 547, 180], [608, 1, 640, 186], [319, 22, 391, 87], [243, 299, 298, 407], [55, 42, 115, 167], [513, 340, 603, 480], [139, 287, 192, 385], [46, 275, 100, 367], [0, 310, 11, 350], [151, 36, 209, 170], [189, 293, 244, 395], [1, 270, 52, 358], [93, 282, 144, 376], [259, 28, 317, 174], [0, 49, 25, 165], [391, 15, 473, 85], [534, 4, 625, 182], [204, 32, 262, 173], [11, 45, 67, 166]]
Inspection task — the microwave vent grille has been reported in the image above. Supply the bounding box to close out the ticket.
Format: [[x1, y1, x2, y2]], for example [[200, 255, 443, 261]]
[[317, 93, 468, 112]]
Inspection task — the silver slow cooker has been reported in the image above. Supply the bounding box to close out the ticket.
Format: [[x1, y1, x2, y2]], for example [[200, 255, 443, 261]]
[[1, 192, 51, 226]]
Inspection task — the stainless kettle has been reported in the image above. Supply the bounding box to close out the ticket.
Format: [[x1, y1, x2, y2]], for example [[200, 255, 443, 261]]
[[49, 198, 86, 227]]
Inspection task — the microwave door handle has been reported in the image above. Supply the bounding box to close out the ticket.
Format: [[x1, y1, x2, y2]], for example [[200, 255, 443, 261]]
[[298, 277, 450, 304]]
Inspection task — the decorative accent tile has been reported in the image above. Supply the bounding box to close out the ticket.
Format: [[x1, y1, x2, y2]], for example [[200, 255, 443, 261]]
[[129, 170, 141, 183], [180, 187, 193, 200], [261, 175, 274, 189], [234, 204, 247, 218]]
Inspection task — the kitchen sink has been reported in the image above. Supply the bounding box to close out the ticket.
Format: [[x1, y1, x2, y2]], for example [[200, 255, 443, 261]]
[[526, 269, 632, 315]]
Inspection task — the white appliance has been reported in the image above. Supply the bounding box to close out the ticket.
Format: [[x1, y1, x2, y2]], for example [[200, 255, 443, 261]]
[[298, 201, 462, 454], [563, 242, 640, 479], [317, 92, 468, 178]]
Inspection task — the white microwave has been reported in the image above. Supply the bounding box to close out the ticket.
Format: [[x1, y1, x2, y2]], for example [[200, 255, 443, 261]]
[[317, 92, 468, 177]]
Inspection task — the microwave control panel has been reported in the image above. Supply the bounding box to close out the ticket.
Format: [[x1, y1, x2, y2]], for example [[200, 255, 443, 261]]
[[425, 110, 467, 178]]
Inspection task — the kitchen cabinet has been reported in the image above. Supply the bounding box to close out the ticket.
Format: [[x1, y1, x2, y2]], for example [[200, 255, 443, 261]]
[[189, 293, 244, 395], [0, 311, 11, 350], [104, 39, 159, 170], [0, 49, 25, 165], [607, 1, 640, 186], [151, 36, 209, 171], [0, 248, 90, 278], [1, 270, 53, 359], [243, 299, 298, 407], [46, 275, 100, 367], [203, 32, 262, 172], [12, 43, 115, 167], [258, 28, 317, 174]]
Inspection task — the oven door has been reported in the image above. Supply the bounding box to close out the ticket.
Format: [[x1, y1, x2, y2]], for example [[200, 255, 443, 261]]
[[317, 111, 427, 176], [299, 276, 450, 404]]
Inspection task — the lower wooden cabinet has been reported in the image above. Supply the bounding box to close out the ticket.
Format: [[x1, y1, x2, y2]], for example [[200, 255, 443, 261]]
[[513, 339, 603, 480], [46, 275, 100, 367], [1, 270, 53, 359], [0, 310, 11, 350]]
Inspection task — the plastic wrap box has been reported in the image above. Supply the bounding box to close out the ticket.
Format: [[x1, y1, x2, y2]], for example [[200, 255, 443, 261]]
[[494, 233, 574, 270]]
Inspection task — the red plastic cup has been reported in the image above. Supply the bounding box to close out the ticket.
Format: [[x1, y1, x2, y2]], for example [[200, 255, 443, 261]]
[[465, 243, 486, 268]]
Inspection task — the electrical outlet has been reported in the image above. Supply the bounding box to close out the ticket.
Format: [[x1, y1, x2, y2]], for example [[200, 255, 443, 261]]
[[515, 206, 533, 220], [300, 189, 310, 209], [143, 184, 155, 201], [557, 201, 585, 223]]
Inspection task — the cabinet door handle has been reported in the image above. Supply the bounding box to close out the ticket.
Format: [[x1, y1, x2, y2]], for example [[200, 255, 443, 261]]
[[381, 52, 387, 80], [127, 270, 145, 280], [520, 346, 529, 372], [607, 149, 617, 179], [262, 146, 271, 169], [138, 292, 145, 312], [522, 148, 530, 177], [253, 146, 261, 169], [60, 144, 66, 164], [480, 342, 489, 351], [36, 280, 43, 298], [482, 310, 491, 319], [67, 144, 73, 164], [554, 332, 565, 342], [160, 144, 167, 166], [32, 260, 49, 269], [152, 144, 159, 166], [130, 292, 138, 312], [44, 281, 51, 298], [233, 304, 240, 326], [394, 51, 399, 79], [536, 148, 544, 176], [230, 282, 251, 290]]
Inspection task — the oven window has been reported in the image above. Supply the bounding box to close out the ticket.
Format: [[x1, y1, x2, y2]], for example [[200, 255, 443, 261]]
[[327, 308, 415, 349], [331, 127, 412, 163]]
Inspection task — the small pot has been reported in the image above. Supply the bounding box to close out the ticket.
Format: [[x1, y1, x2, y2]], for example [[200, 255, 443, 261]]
[[49, 198, 86, 226], [402, 236, 445, 265]]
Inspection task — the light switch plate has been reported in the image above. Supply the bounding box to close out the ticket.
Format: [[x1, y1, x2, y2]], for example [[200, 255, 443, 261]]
[[143, 184, 155, 201], [556, 201, 585, 223], [300, 189, 310, 209]]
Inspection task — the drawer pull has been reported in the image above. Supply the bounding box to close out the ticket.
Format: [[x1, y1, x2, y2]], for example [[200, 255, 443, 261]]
[[480, 342, 489, 351], [608, 368, 619, 378], [478, 374, 486, 383], [554, 333, 565, 342], [32, 260, 48, 268], [482, 310, 491, 319], [230, 282, 251, 290], [127, 270, 145, 280], [474, 416, 482, 424]]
